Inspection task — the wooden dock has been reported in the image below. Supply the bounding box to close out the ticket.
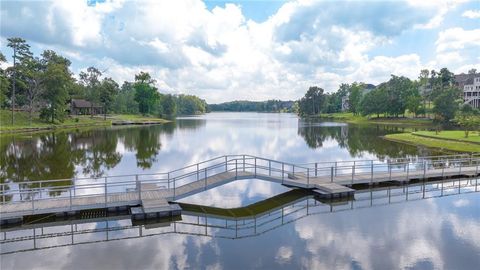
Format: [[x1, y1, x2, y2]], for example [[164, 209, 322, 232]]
[[1, 154, 479, 225]]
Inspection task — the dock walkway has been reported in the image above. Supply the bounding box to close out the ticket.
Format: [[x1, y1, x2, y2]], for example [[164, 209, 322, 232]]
[[1, 154, 479, 224]]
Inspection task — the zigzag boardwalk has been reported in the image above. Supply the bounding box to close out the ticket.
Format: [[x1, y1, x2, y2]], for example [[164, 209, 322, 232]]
[[1, 154, 479, 224]]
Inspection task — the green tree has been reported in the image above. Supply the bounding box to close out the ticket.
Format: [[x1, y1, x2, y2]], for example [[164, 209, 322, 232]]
[[134, 72, 159, 115], [7, 37, 32, 124], [298, 86, 326, 115], [161, 94, 177, 117], [405, 83, 422, 117], [79, 67, 102, 118], [20, 56, 45, 123], [359, 87, 387, 118], [99, 77, 119, 120], [40, 50, 73, 123], [0, 53, 9, 108], [113, 82, 138, 114], [432, 86, 461, 122], [454, 105, 480, 138], [348, 83, 363, 115]]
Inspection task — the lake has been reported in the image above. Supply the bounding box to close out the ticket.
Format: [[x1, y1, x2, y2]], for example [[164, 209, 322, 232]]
[[1, 112, 479, 269]]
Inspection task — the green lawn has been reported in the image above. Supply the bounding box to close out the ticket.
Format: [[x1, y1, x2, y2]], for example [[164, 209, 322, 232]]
[[413, 130, 480, 144], [384, 132, 480, 153], [0, 110, 169, 133], [315, 112, 433, 126], [108, 114, 170, 123]]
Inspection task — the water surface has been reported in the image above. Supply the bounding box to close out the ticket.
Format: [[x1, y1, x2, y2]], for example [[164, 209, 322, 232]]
[[1, 113, 478, 270]]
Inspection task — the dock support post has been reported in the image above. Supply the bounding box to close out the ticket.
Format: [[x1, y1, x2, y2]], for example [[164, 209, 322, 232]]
[[104, 177, 107, 207], [307, 168, 310, 187], [137, 175, 141, 200], [423, 161, 426, 179], [331, 166, 334, 183], [406, 163, 409, 181], [243, 155, 245, 172], [351, 163, 355, 185], [315, 163, 318, 177], [370, 162, 373, 184]]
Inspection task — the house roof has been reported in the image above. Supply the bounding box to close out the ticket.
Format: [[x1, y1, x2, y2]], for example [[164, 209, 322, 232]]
[[71, 99, 102, 108]]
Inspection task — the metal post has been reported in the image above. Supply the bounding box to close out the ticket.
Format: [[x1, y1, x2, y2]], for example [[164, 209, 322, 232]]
[[243, 155, 245, 172], [236, 159, 238, 179], [331, 166, 334, 183], [406, 163, 409, 181], [31, 189, 34, 211], [254, 158, 257, 177], [370, 162, 374, 184], [282, 163, 285, 183], [335, 161, 337, 176], [389, 165, 392, 181], [315, 163, 318, 177], [1, 184, 4, 204], [197, 164, 199, 181], [172, 178, 175, 200], [204, 168, 207, 189], [307, 168, 310, 187], [69, 188, 72, 210], [104, 177, 107, 207], [136, 174, 140, 198], [423, 161, 426, 179], [225, 156, 227, 172], [138, 177, 142, 201], [351, 164, 355, 184], [269, 161, 271, 176]]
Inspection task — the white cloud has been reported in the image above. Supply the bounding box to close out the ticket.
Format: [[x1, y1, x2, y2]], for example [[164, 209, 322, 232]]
[[462, 9, 480, 19], [436, 27, 480, 52], [1, 0, 479, 102]]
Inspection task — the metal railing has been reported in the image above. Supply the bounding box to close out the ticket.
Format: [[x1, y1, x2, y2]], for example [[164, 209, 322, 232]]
[[1, 178, 478, 255], [1, 154, 480, 216]]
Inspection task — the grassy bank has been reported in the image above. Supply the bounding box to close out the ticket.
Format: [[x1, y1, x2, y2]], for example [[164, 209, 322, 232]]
[[0, 110, 169, 134], [412, 130, 480, 144], [384, 132, 480, 153], [312, 112, 433, 126]]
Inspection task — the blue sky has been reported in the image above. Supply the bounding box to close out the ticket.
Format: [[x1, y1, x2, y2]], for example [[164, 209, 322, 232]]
[[1, 0, 479, 102]]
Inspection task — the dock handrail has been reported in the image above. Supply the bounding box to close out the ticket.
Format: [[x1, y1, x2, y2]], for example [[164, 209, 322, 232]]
[[1, 154, 479, 213]]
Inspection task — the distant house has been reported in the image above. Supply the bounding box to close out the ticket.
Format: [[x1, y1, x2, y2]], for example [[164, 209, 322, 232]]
[[455, 73, 480, 109], [341, 83, 375, 112], [70, 99, 103, 115]]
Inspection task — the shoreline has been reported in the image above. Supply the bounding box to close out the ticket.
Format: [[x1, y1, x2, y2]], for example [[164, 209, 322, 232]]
[[304, 113, 434, 126]]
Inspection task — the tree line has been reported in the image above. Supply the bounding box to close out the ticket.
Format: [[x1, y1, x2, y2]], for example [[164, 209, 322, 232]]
[[297, 68, 480, 123], [0, 37, 207, 124], [208, 100, 295, 112]]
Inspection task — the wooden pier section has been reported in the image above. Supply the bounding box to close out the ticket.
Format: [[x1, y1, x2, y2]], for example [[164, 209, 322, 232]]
[[1, 154, 479, 225]]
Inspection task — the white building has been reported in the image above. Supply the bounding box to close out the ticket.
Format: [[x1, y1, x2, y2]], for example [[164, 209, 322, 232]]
[[463, 75, 480, 109]]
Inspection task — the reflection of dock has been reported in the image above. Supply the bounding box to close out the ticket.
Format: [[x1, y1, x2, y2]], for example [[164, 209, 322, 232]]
[[1, 154, 479, 225], [1, 178, 477, 255]]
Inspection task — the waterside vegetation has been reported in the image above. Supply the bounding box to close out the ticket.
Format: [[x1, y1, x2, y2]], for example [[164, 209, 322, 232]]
[[0, 37, 206, 133]]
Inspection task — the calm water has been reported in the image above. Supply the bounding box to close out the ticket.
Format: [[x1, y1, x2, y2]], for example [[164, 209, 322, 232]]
[[1, 112, 479, 269]]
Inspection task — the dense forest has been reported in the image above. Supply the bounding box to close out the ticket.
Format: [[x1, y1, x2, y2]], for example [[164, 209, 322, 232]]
[[208, 100, 295, 112], [0, 37, 207, 124]]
